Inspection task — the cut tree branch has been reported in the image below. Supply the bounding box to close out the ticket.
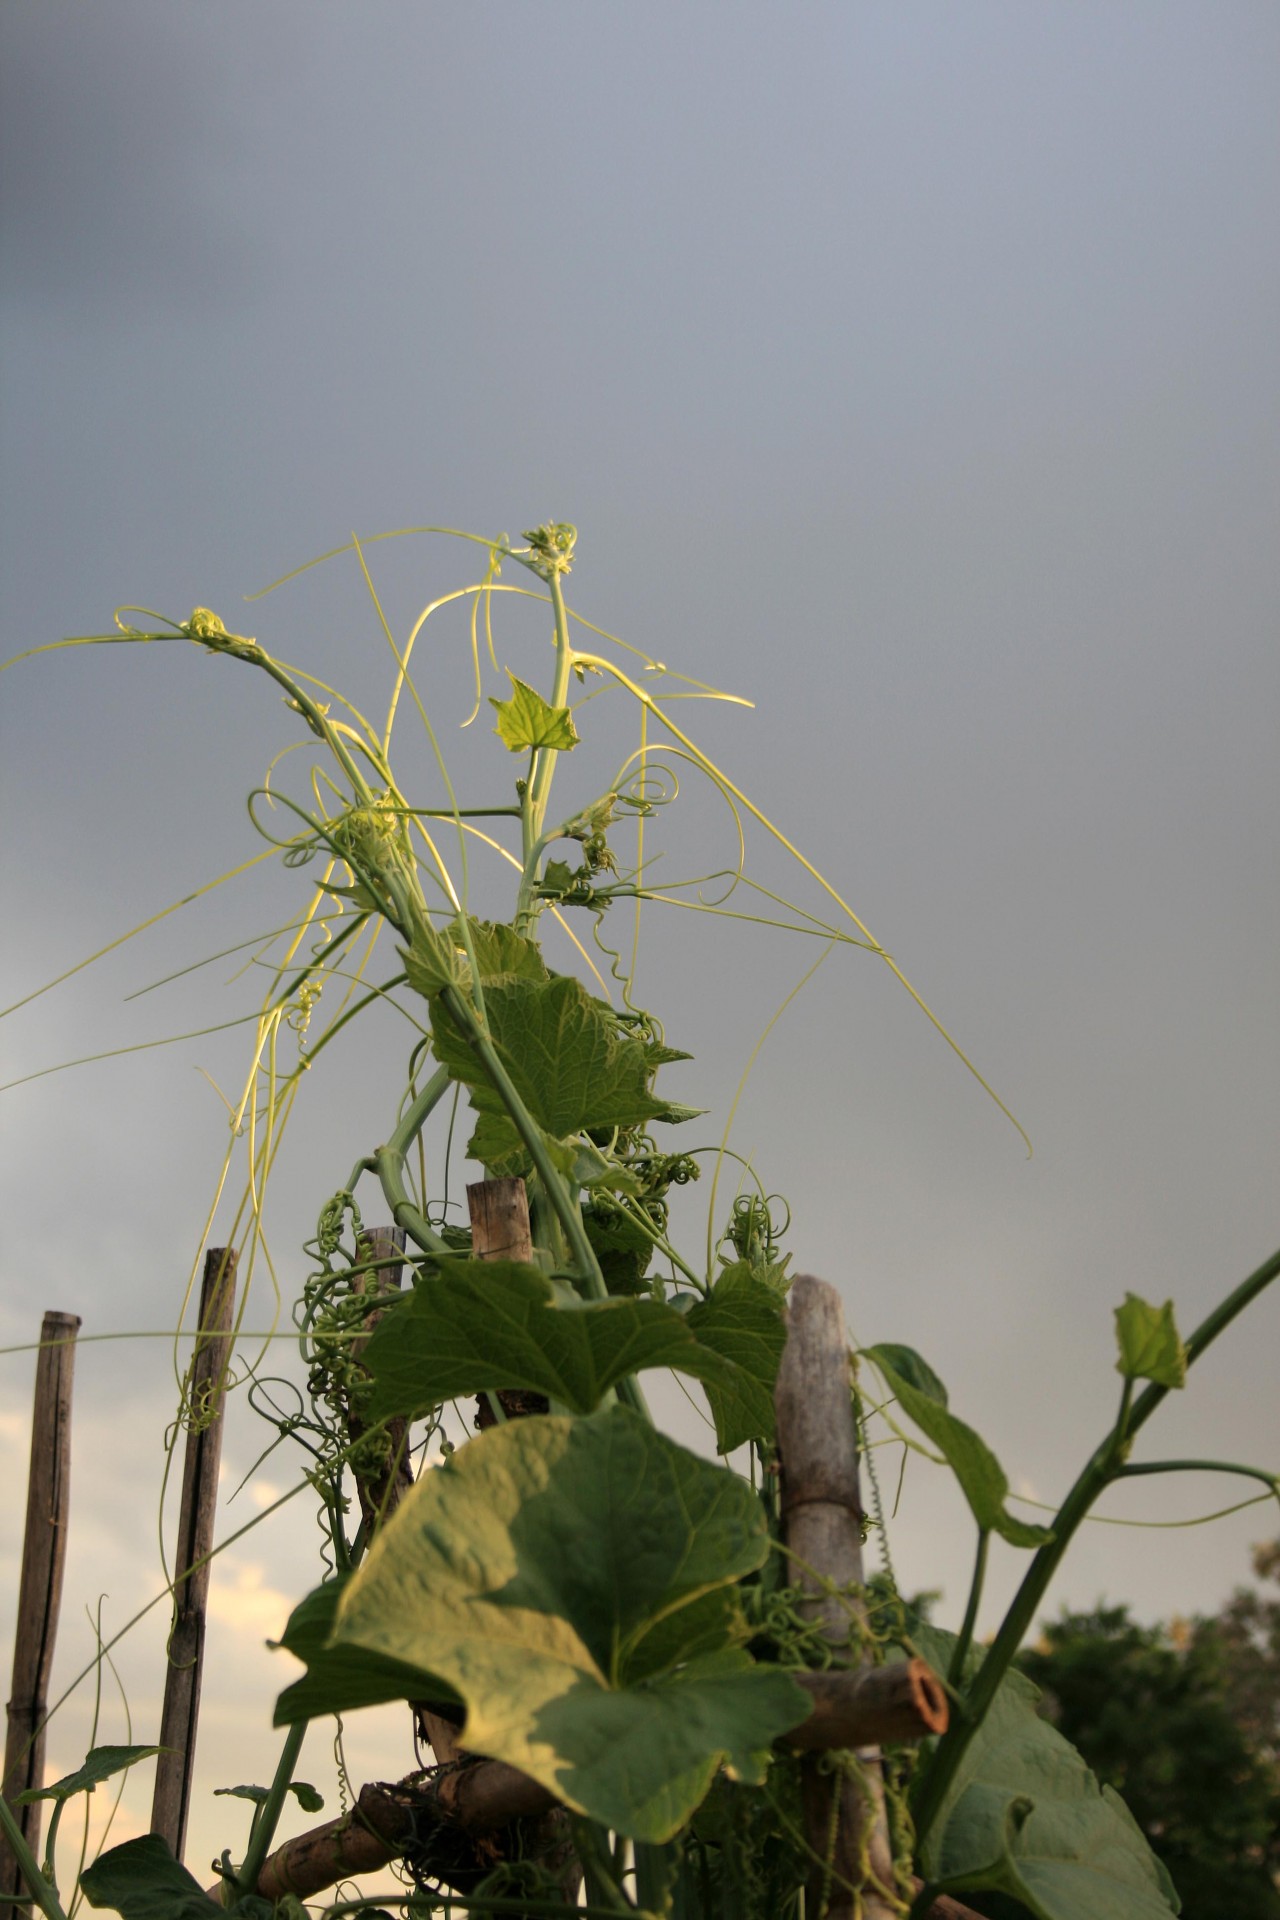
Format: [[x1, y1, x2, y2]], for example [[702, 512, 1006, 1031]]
[[230, 1661, 948, 1904]]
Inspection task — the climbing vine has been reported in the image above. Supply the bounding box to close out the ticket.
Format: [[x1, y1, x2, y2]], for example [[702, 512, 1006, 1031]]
[[1, 522, 1276, 1920]]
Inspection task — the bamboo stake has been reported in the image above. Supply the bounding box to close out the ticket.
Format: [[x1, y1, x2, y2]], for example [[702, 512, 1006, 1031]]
[[774, 1273, 900, 1920], [149, 1248, 237, 1864], [1, 1310, 80, 1907]]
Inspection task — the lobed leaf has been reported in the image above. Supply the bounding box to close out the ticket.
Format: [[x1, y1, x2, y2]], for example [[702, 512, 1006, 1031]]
[[331, 1405, 808, 1839], [360, 1257, 784, 1451], [451, 916, 550, 983], [271, 1577, 459, 1727], [685, 1263, 788, 1451], [490, 673, 579, 753], [427, 971, 699, 1172], [1114, 1293, 1187, 1389]]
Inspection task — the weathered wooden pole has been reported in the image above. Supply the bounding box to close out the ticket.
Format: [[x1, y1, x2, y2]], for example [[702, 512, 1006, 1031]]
[[774, 1273, 900, 1920], [347, 1224, 413, 1531], [468, 1176, 549, 1426], [150, 1247, 237, 1864], [1, 1310, 81, 1905]]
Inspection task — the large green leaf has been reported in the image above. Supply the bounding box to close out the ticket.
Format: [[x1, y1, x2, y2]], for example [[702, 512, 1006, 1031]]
[[360, 1258, 783, 1451], [79, 1834, 271, 1918], [271, 1577, 460, 1727], [331, 1406, 808, 1839], [1114, 1293, 1187, 1389], [867, 1346, 1052, 1549], [490, 673, 580, 753], [919, 1658, 1179, 1919], [685, 1264, 788, 1451], [428, 972, 698, 1171]]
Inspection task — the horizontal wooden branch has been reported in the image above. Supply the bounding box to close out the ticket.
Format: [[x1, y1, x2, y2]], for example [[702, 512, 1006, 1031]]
[[234, 1659, 948, 1903], [784, 1656, 949, 1750], [244, 1766, 984, 1918]]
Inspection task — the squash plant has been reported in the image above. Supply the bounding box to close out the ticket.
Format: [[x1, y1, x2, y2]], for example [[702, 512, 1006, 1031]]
[[2, 522, 1276, 1920]]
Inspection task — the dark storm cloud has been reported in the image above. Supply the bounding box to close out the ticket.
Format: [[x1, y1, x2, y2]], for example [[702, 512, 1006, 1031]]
[[0, 0, 1276, 1679]]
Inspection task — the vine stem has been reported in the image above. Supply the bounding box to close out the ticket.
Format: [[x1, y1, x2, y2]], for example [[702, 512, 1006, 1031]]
[[231, 1721, 307, 1904], [435, 981, 652, 1420], [911, 1239, 1280, 1845], [526, 567, 575, 846], [372, 1065, 454, 1257], [0, 1798, 67, 1920], [515, 562, 576, 932], [946, 1529, 989, 1689]]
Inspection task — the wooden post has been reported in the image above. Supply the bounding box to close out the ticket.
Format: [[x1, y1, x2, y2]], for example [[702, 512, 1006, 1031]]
[[1, 1310, 80, 1906], [774, 1274, 900, 1920], [347, 1225, 413, 1532], [448, 1179, 574, 1909], [150, 1247, 237, 1864], [467, 1177, 549, 1426]]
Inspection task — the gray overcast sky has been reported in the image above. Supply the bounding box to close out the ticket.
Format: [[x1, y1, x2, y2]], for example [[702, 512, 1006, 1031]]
[[2, 0, 1277, 1879]]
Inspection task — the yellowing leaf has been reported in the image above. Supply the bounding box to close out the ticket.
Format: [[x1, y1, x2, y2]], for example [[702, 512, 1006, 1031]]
[[332, 1407, 808, 1839]]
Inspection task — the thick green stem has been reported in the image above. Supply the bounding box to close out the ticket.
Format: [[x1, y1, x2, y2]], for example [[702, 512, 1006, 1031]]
[[947, 1529, 990, 1689], [514, 567, 576, 933], [434, 982, 651, 1419], [526, 569, 575, 844], [372, 1066, 454, 1258], [911, 1240, 1280, 1847], [0, 1797, 67, 1920], [437, 986, 605, 1297], [231, 1721, 307, 1904]]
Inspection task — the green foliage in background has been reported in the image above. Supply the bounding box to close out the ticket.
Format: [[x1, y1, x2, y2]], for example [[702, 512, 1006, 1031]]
[[1014, 1544, 1280, 1920]]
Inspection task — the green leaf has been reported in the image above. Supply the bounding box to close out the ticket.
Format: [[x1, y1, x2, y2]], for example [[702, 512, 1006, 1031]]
[[214, 1780, 323, 1814], [490, 674, 579, 753], [540, 857, 583, 898], [271, 1578, 460, 1727], [362, 1257, 782, 1453], [582, 1202, 654, 1295], [451, 917, 550, 984], [79, 1834, 272, 1919], [867, 1346, 1052, 1549], [867, 1342, 949, 1406], [430, 972, 698, 1170], [556, 1133, 645, 1195], [920, 1662, 1179, 1919], [16, 1746, 162, 1804], [400, 922, 469, 997], [686, 1264, 788, 1452], [321, 879, 380, 911], [332, 1405, 809, 1839], [1114, 1294, 1187, 1389]]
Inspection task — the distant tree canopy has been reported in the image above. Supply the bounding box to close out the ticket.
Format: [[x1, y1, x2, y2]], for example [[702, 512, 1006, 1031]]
[[1013, 1540, 1280, 1920]]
